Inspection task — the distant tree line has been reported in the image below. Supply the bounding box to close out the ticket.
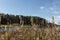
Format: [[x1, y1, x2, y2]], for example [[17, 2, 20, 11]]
[[1, 14, 20, 25], [0, 14, 47, 26]]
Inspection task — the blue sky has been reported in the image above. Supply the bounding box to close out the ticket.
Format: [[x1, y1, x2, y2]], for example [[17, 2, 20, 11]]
[[0, 0, 60, 24]]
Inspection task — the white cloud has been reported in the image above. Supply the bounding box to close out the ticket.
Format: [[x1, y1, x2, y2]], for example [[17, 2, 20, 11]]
[[49, 7, 54, 11], [51, 11, 60, 14], [55, 16, 60, 19], [39, 0, 60, 25], [41, 7, 60, 14], [40, 6, 45, 10], [54, 15, 60, 24]]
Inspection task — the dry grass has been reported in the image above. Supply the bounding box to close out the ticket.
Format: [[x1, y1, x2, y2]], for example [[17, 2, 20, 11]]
[[0, 25, 60, 40]]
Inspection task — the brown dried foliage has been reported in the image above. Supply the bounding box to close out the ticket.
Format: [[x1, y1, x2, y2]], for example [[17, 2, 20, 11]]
[[0, 25, 60, 40]]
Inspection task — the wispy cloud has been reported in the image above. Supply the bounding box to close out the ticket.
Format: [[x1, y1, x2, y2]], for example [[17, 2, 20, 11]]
[[40, 6, 60, 14], [40, 6, 45, 10], [39, 0, 60, 24], [40, 0, 60, 14], [55, 16, 60, 19]]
